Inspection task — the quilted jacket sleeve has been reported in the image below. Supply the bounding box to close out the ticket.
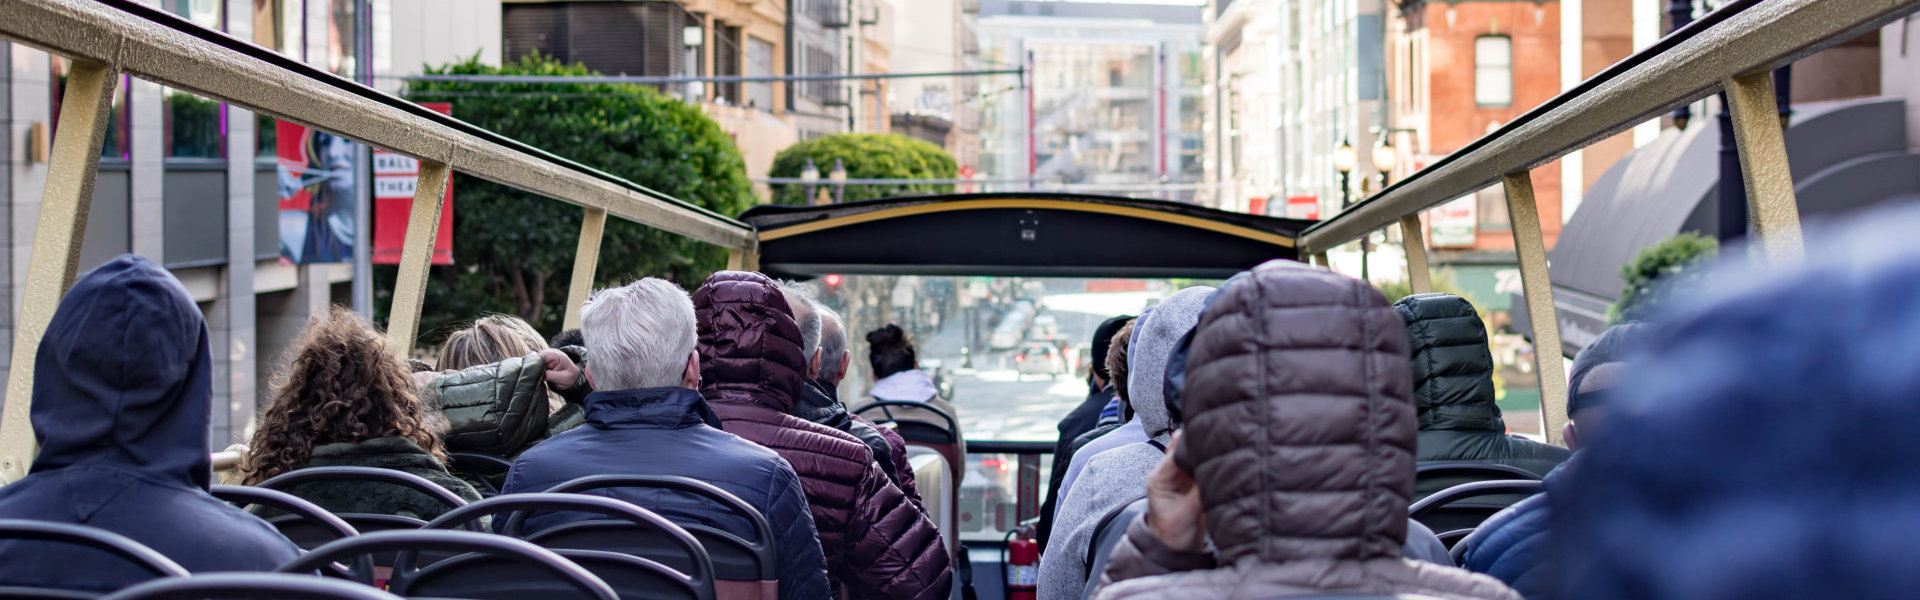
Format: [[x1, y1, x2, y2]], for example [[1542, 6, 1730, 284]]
[[874, 422, 926, 512], [841, 460, 953, 600]]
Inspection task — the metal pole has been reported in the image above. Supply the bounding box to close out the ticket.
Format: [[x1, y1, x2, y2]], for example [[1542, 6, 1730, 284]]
[[386, 161, 451, 356], [1715, 93, 1745, 243], [1725, 71, 1806, 264], [1026, 49, 1037, 190], [350, 0, 373, 319], [1401, 214, 1432, 294], [1503, 170, 1571, 446], [1667, 0, 1695, 128], [0, 60, 120, 484], [562, 207, 607, 331]]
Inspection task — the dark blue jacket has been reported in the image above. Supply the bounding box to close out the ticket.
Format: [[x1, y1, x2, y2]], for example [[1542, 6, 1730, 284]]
[[502, 386, 830, 600], [1455, 464, 1566, 599], [0, 255, 299, 591]]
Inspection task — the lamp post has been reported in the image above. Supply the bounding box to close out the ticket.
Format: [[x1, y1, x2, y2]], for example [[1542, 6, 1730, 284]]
[[682, 25, 704, 104], [801, 158, 821, 206], [1333, 139, 1368, 281], [1372, 138, 1397, 190], [830, 158, 848, 204]]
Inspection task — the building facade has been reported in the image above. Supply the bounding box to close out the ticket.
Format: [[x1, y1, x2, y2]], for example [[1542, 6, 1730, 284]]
[[886, 0, 983, 170], [978, 0, 1204, 200]]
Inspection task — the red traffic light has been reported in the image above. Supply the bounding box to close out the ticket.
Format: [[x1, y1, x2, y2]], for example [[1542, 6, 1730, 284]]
[[824, 274, 843, 287]]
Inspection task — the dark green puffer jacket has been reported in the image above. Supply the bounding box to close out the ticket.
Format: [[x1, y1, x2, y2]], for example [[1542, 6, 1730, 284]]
[[1393, 293, 1570, 477], [421, 349, 589, 490], [255, 437, 481, 521]]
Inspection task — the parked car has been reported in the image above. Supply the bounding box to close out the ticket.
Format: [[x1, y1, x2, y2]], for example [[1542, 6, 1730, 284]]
[[1030, 314, 1060, 339], [1015, 342, 1068, 379]]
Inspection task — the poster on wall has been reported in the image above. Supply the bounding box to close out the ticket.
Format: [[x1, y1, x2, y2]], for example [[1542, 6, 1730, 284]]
[[277, 122, 358, 264], [371, 102, 455, 265], [1430, 196, 1478, 247], [1284, 196, 1320, 220]]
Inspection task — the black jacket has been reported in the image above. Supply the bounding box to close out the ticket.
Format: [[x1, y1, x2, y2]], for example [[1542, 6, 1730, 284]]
[[501, 386, 831, 600], [262, 437, 482, 521], [1394, 293, 1569, 476], [0, 256, 299, 591], [792, 379, 922, 504]]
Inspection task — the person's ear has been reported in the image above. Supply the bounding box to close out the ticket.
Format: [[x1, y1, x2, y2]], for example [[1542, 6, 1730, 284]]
[[807, 349, 823, 380], [683, 352, 701, 389], [1563, 421, 1582, 452], [836, 350, 852, 381], [583, 362, 596, 388]]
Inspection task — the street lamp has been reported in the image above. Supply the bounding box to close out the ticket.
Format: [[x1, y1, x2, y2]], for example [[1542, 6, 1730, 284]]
[[801, 158, 821, 206], [682, 25, 703, 104], [830, 158, 848, 204], [1372, 139, 1398, 189], [1333, 139, 1370, 282]]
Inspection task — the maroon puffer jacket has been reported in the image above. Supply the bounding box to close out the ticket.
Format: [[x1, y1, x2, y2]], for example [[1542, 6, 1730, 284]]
[[695, 271, 953, 600]]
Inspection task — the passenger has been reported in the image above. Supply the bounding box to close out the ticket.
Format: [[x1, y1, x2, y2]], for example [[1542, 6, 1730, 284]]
[[0, 256, 300, 591], [1549, 231, 1920, 599], [856, 325, 963, 441], [549, 328, 585, 351], [1454, 322, 1651, 598], [1053, 322, 1139, 509], [1041, 288, 1212, 600], [1038, 315, 1135, 550], [1393, 294, 1569, 477], [241, 308, 483, 519], [422, 316, 587, 468], [778, 284, 924, 507], [1057, 313, 1160, 509], [497, 278, 831, 600], [694, 271, 952, 600], [1095, 260, 1519, 600]]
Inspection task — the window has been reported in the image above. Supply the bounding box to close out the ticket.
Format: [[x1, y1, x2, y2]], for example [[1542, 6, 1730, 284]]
[[51, 57, 131, 160], [1476, 184, 1510, 230], [747, 36, 775, 112], [714, 24, 743, 106], [328, 0, 358, 77], [1474, 35, 1512, 106], [253, 0, 298, 156]]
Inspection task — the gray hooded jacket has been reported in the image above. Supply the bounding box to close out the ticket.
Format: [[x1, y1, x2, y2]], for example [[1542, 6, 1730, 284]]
[[1038, 287, 1214, 600]]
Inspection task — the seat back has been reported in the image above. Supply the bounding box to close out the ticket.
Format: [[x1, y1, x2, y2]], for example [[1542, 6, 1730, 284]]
[[1407, 480, 1545, 542], [448, 453, 514, 496], [533, 474, 774, 599], [410, 548, 699, 600], [98, 574, 403, 600], [855, 400, 966, 535], [257, 467, 473, 517], [1079, 498, 1146, 600], [425, 494, 711, 600], [277, 529, 616, 600], [0, 520, 189, 600], [210, 485, 370, 578], [1412, 462, 1539, 501]]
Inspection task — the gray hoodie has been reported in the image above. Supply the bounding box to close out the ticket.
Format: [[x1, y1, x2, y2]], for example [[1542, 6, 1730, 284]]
[[1038, 287, 1214, 600]]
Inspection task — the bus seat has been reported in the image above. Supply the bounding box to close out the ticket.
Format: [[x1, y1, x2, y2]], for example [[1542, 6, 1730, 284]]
[[0, 519, 189, 600], [1079, 498, 1147, 600], [277, 529, 616, 600], [426, 493, 711, 600], [533, 475, 773, 600], [909, 450, 958, 556], [1412, 463, 1540, 501], [257, 467, 473, 534], [1408, 480, 1545, 544], [448, 454, 513, 496], [97, 574, 403, 600], [210, 485, 370, 579], [854, 401, 966, 484]]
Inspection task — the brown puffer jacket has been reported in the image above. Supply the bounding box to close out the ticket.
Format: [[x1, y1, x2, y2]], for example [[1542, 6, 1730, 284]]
[[1095, 260, 1520, 600], [695, 271, 953, 600]]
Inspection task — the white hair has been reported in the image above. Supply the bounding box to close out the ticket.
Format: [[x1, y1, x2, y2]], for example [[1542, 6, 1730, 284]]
[[581, 278, 698, 390], [816, 303, 848, 381], [776, 281, 823, 359]]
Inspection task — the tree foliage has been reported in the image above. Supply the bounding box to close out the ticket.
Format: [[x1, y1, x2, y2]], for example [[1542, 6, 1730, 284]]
[[767, 134, 958, 206], [1608, 232, 1719, 324], [378, 53, 754, 343]]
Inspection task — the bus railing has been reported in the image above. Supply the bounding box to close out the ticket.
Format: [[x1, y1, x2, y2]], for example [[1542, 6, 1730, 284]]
[[0, 0, 758, 483], [1299, 0, 1920, 444]]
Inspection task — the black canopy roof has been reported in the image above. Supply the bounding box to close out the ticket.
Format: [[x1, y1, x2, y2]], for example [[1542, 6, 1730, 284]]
[[738, 193, 1313, 280]]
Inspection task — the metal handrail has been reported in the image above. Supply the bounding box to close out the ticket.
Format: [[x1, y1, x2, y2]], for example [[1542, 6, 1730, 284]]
[[0, 0, 755, 250], [1296, 0, 1919, 255]]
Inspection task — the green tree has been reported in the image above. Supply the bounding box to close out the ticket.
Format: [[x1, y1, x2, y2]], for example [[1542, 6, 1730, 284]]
[[1608, 232, 1719, 324], [767, 134, 957, 206], [379, 53, 754, 343]]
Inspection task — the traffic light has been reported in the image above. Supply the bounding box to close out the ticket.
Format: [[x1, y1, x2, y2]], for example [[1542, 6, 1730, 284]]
[[824, 274, 843, 287]]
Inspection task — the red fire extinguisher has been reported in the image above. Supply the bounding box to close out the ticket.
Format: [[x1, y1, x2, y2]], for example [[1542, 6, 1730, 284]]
[[1006, 525, 1039, 600]]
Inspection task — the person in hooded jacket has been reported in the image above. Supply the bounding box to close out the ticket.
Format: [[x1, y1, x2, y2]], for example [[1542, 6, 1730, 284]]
[[1055, 308, 1160, 513], [1393, 293, 1570, 477], [1453, 321, 1651, 599], [1550, 212, 1920, 599], [0, 255, 301, 592], [694, 271, 952, 600], [776, 282, 920, 506], [241, 308, 482, 520], [1094, 260, 1520, 600], [799, 297, 925, 509], [1038, 315, 1133, 550], [1039, 288, 1212, 600], [500, 278, 831, 600]]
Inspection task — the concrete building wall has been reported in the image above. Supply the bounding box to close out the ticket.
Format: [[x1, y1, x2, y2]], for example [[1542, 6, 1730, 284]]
[[383, 0, 503, 77]]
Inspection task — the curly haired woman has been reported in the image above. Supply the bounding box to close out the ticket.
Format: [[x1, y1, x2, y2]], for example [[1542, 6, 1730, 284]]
[[243, 308, 481, 520]]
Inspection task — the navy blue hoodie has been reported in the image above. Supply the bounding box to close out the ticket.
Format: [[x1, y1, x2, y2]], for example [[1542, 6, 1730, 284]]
[[501, 386, 831, 600], [0, 255, 299, 591]]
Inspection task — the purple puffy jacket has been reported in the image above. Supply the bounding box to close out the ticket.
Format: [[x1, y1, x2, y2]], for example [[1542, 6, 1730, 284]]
[[694, 271, 953, 600]]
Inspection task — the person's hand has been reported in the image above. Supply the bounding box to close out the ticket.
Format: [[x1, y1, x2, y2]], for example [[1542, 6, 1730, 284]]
[[410, 370, 442, 389], [539, 348, 584, 390], [1145, 432, 1206, 552]]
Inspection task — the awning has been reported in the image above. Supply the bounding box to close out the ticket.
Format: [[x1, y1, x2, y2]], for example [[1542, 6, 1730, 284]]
[[739, 193, 1313, 280]]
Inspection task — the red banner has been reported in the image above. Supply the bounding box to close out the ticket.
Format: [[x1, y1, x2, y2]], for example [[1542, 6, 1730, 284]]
[[371, 102, 454, 265]]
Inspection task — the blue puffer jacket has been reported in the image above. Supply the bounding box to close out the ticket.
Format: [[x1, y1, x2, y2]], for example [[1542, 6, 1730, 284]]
[[1554, 215, 1920, 600], [1454, 464, 1568, 599], [0, 255, 300, 592], [502, 386, 830, 600]]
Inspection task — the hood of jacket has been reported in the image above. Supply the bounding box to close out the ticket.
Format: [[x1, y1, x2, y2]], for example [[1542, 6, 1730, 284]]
[[1178, 259, 1415, 564], [693, 271, 808, 414], [871, 370, 937, 402], [1127, 287, 1213, 443], [1394, 293, 1503, 432], [793, 379, 853, 429], [583, 386, 722, 430], [30, 255, 213, 490], [1566, 321, 1653, 415]]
